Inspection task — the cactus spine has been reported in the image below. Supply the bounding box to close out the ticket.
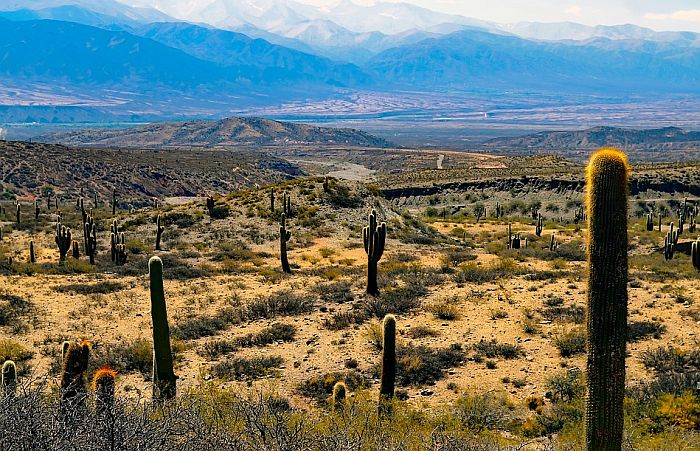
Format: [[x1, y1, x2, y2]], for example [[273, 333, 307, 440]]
[[585, 149, 629, 451], [1, 360, 17, 397], [60, 340, 91, 408], [93, 367, 117, 414], [29, 240, 36, 263], [379, 314, 396, 411], [363, 210, 386, 296], [156, 215, 164, 251], [55, 222, 72, 262], [149, 256, 176, 400], [279, 213, 292, 274]]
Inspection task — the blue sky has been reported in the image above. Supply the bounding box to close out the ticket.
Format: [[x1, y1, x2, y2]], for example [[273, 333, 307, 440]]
[[299, 0, 700, 31]]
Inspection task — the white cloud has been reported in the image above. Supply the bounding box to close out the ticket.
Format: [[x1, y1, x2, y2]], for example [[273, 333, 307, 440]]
[[645, 9, 700, 23], [566, 5, 583, 17]]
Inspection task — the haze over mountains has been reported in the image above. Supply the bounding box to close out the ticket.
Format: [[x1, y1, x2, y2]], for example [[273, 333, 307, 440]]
[[1, 0, 699, 127]]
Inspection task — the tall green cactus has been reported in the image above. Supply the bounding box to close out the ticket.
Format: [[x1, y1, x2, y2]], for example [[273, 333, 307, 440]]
[[585, 148, 629, 451], [85, 221, 97, 265], [379, 314, 396, 411], [536, 214, 543, 237], [692, 238, 700, 270], [363, 210, 386, 296], [60, 340, 90, 408], [156, 215, 164, 251], [15, 202, 20, 224], [280, 213, 292, 274], [34, 200, 40, 221], [29, 240, 35, 263], [646, 213, 654, 231], [55, 222, 72, 262], [1, 360, 17, 397], [270, 188, 275, 213], [149, 256, 176, 400]]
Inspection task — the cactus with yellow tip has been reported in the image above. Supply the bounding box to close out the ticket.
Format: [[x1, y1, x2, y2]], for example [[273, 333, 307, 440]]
[[149, 256, 176, 400], [332, 381, 346, 411], [60, 340, 91, 408], [93, 367, 117, 414], [585, 148, 629, 451]]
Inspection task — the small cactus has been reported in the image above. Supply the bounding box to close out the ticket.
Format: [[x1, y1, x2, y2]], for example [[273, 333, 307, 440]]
[[85, 221, 97, 265], [34, 200, 40, 221], [270, 188, 275, 213], [280, 213, 292, 274], [332, 381, 347, 411], [646, 213, 654, 231], [379, 314, 396, 412], [29, 240, 36, 263], [15, 202, 20, 224], [692, 238, 700, 270], [363, 210, 386, 296], [60, 340, 91, 408], [93, 367, 117, 415], [1, 360, 17, 397], [156, 215, 165, 251], [206, 196, 215, 216], [72, 240, 80, 259], [149, 256, 176, 400]]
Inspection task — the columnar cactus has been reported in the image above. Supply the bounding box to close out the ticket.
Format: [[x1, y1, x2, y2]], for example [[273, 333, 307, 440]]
[[270, 188, 275, 213], [85, 221, 97, 265], [280, 213, 292, 274], [363, 210, 386, 296], [29, 240, 35, 263], [72, 240, 80, 259], [93, 367, 117, 415], [56, 223, 72, 262], [646, 213, 654, 231], [332, 381, 346, 411], [658, 213, 662, 232], [60, 340, 91, 408], [149, 256, 176, 400], [692, 238, 700, 270], [283, 192, 292, 217], [115, 233, 127, 266], [1, 360, 16, 397], [507, 223, 512, 248], [585, 149, 629, 451], [34, 200, 40, 221], [323, 177, 330, 193], [536, 214, 543, 237], [511, 233, 521, 250], [550, 233, 558, 252], [206, 196, 215, 216], [15, 202, 20, 224], [379, 314, 396, 409], [156, 215, 164, 251]]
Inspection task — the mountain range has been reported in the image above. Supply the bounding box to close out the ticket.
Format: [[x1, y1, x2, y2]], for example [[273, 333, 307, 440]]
[[1, 0, 700, 124], [483, 126, 700, 151]]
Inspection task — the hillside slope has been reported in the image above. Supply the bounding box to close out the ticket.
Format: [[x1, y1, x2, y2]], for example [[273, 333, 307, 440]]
[[43, 117, 395, 148]]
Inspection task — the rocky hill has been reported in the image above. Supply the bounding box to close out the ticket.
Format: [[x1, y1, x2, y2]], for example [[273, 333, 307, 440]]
[[482, 126, 700, 151], [0, 140, 301, 200], [41, 117, 395, 148]]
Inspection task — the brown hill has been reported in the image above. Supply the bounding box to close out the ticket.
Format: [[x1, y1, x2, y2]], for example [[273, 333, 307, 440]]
[[42, 117, 395, 148]]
